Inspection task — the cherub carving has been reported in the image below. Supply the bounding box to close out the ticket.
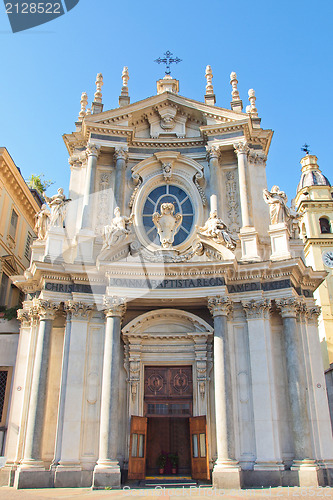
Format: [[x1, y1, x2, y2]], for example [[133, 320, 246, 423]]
[[198, 211, 236, 250], [152, 203, 182, 249], [102, 207, 134, 249]]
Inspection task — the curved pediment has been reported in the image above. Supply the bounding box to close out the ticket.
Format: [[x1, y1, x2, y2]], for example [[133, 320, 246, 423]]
[[122, 308, 213, 337]]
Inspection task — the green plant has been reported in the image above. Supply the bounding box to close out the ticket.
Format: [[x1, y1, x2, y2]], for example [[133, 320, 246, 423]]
[[157, 452, 167, 468], [0, 305, 19, 321], [26, 174, 54, 197], [168, 453, 179, 467]]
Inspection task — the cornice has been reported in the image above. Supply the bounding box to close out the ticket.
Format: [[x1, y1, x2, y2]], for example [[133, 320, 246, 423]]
[[0, 148, 41, 225]]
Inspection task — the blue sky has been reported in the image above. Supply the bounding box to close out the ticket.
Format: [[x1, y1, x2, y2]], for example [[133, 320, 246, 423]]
[[0, 0, 332, 203]]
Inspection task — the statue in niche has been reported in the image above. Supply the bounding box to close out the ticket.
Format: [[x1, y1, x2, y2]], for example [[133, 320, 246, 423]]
[[263, 185, 290, 225], [43, 188, 70, 228], [152, 202, 182, 249], [34, 204, 50, 240], [102, 207, 134, 249], [198, 210, 236, 250]]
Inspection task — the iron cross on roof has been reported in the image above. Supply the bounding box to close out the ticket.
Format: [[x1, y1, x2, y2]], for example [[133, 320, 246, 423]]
[[155, 51, 182, 76], [301, 143, 311, 155]]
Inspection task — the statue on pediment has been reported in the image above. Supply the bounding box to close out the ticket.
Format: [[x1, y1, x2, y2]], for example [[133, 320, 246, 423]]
[[102, 207, 134, 249], [198, 211, 236, 250], [152, 203, 182, 249], [43, 188, 70, 228], [34, 204, 50, 240], [263, 186, 290, 225]]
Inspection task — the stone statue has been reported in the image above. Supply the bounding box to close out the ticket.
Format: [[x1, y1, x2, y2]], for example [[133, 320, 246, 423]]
[[152, 203, 182, 249], [34, 204, 50, 240], [102, 207, 134, 249], [198, 211, 236, 250], [43, 188, 70, 228], [263, 186, 290, 225]]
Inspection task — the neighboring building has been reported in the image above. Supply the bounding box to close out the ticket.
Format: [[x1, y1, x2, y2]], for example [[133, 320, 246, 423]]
[[0, 147, 41, 455], [1, 68, 333, 490]]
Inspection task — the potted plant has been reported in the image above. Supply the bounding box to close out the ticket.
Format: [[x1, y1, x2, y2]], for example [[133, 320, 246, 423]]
[[168, 453, 178, 474], [157, 452, 166, 474]]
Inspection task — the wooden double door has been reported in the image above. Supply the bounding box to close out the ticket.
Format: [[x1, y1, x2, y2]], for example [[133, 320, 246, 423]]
[[128, 415, 209, 480]]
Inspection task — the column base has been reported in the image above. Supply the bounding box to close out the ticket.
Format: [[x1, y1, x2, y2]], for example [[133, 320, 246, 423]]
[[93, 463, 121, 489], [239, 227, 261, 262], [14, 468, 52, 489], [291, 460, 319, 487], [212, 461, 242, 489], [254, 461, 285, 471]]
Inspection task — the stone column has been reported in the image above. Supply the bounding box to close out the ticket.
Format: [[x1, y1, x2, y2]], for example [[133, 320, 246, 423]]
[[81, 143, 100, 229], [206, 145, 221, 213], [233, 142, 251, 228], [113, 148, 128, 214], [14, 300, 58, 488], [243, 299, 284, 478], [93, 296, 126, 489], [276, 299, 316, 478], [54, 302, 93, 488], [208, 296, 241, 489]]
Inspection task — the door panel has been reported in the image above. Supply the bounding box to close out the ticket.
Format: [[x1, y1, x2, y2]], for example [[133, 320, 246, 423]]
[[128, 416, 147, 480], [189, 416, 210, 480]]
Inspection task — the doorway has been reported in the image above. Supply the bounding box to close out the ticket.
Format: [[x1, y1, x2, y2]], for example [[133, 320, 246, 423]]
[[146, 417, 191, 475]]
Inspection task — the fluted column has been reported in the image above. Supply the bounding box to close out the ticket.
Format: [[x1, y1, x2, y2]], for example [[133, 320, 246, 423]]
[[81, 143, 100, 229], [276, 299, 313, 464], [233, 142, 251, 228], [93, 296, 126, 489], [206, 145, 221, 212], [208, 296, 241, 489], [54, 302, 93, 484], [243, 299, 283, 472], [114, 148, 128, 214], [20, 300, 58, 468]]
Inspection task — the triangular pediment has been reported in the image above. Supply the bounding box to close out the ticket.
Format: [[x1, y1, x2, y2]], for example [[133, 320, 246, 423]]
[[83, 92, 248, 141]]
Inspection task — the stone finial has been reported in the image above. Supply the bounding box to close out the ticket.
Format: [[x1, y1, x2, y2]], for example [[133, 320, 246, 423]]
[[247, 89, 258, 117], [205, 65, 214, 94], [204, 65, 216, 106], [122, 66, 129, 92], [119, 66, 130, 107], [229, 72, 243, 111], [78, 92, 88, 121], [94, 73, 103, 103], [86, 108, 91, 116]]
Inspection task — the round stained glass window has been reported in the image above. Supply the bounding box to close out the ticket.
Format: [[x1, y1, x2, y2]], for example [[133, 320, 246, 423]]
[[142, 185, 195, 246]]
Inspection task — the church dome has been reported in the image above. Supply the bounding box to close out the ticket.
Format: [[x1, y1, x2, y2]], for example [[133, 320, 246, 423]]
[[297, 154, 331, 192]]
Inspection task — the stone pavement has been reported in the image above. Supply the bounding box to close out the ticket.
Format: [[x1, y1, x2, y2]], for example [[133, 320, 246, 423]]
[[0, 487, 333, 500]]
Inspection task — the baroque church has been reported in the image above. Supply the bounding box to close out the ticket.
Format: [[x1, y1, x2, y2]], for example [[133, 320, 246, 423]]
[[1, 64, 333, 490]]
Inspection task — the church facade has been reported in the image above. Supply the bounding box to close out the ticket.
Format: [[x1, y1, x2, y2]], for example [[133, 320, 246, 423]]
[[1, 67, 333, 489]]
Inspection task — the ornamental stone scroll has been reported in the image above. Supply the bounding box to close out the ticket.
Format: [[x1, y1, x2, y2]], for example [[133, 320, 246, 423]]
[[103, 295, 127, 319], [208, 296, 233, 317]]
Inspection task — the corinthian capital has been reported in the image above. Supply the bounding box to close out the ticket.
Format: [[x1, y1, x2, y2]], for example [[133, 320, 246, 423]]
[[242, 299, 271, 319], [86, 143, 101, 158], [17, 308, 31, 326], [305, 305, 321, 324], [103, 296, 127, 318], [205, 144, 220, 161], [114, 147, 128, 162], [248, 149, 267, 166], [65, 300, 93, 319], [275, 298, 301, 319], [233, 142, 249, 156], [208, 296, 233, 317], [32, 299, 59, 320]]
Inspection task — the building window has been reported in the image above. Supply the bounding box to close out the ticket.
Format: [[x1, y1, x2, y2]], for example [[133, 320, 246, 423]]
[[0, 368, 12, 427], [0, 273, 9, 306], [24, 232, 33, 260], [319, 217, 331, 234], [8, 210, 18, 240], [142, 185, 195, 246]]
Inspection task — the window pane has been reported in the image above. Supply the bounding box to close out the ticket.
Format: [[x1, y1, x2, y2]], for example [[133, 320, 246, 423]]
[[192, 434, 198, 458], [0, 274, 9, 306], [138, 434, 144, 458], [9, 210, 18, 239], [199, 433, 206, 457], [0, 370, 8, 422], [131, 433, 138, 457]]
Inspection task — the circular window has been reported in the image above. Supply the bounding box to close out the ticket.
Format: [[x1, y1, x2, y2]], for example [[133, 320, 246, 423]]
[[142, 185, 194, 246]]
